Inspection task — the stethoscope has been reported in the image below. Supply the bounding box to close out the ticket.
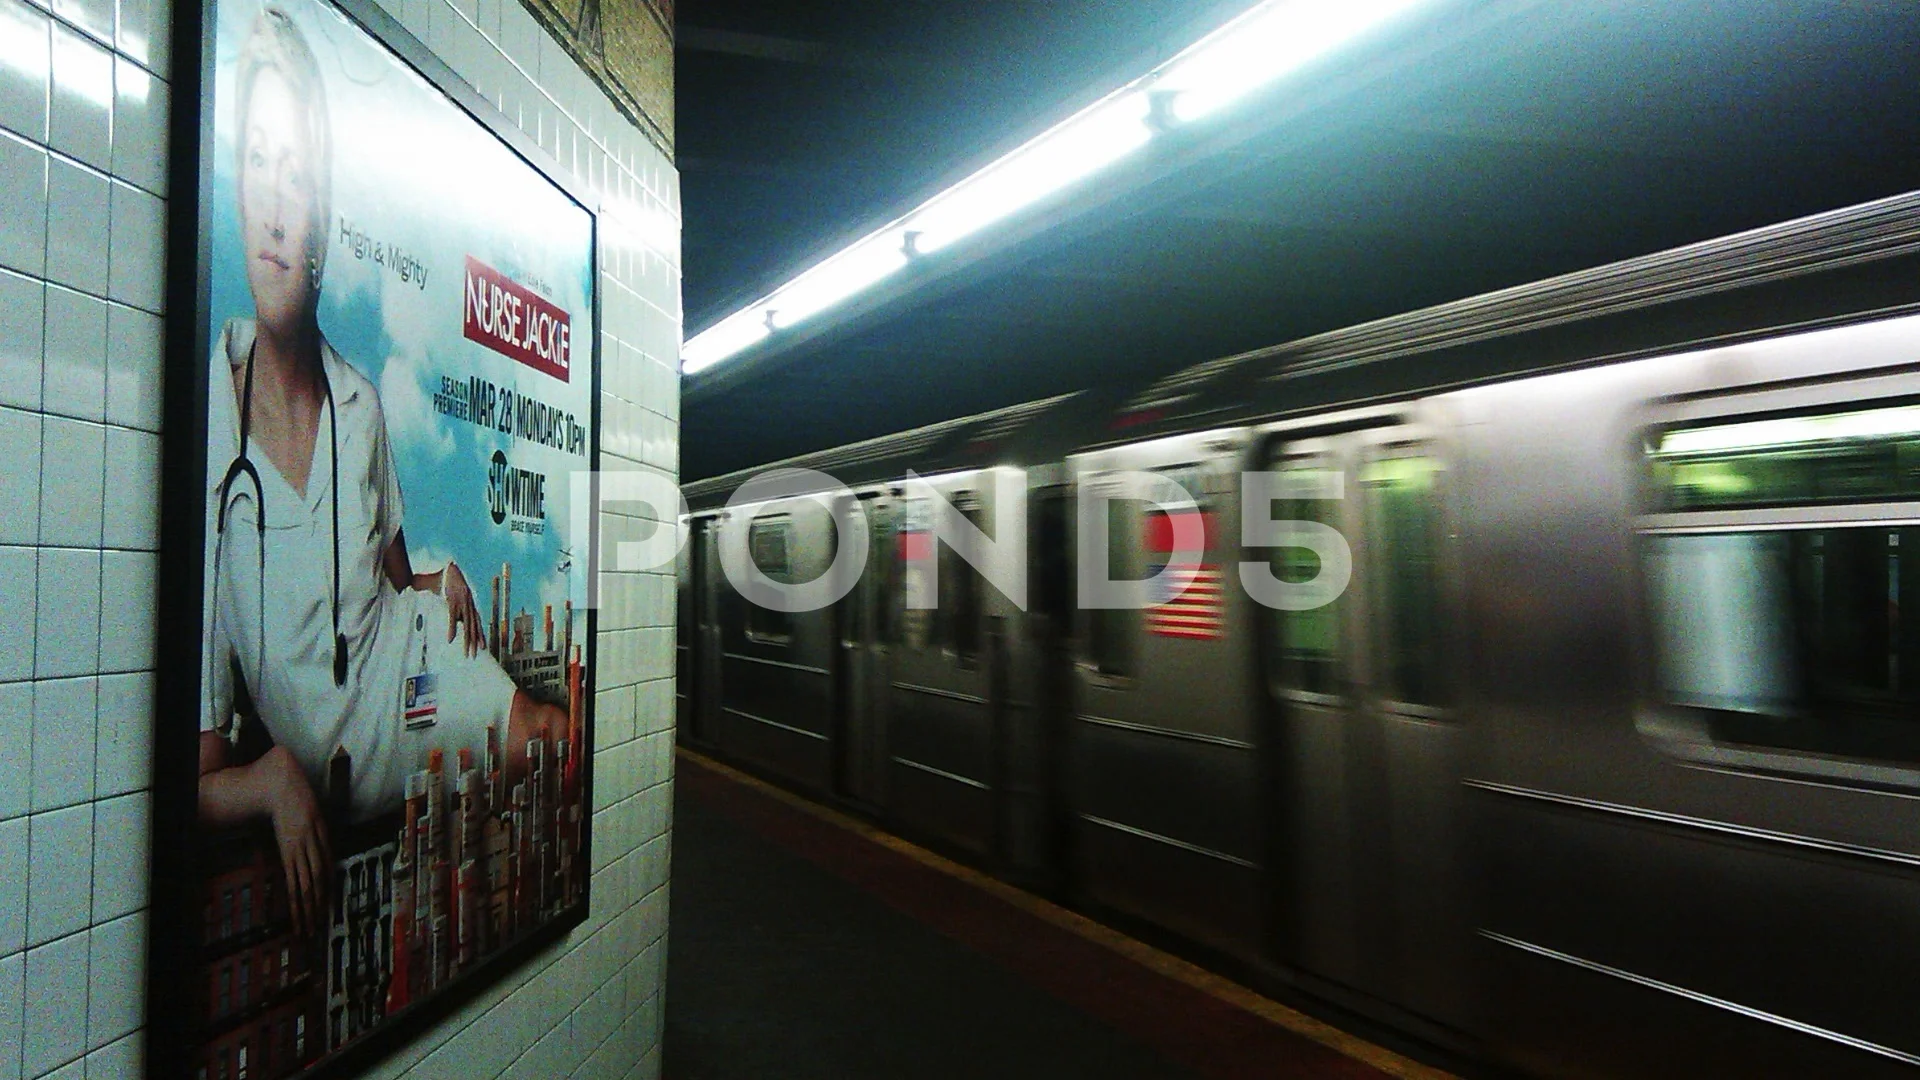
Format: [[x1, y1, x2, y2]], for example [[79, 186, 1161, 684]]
[[209, 338, 347, 736]]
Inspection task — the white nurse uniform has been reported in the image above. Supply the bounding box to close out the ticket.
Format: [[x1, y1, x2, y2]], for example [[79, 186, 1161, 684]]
[[202, 318, 514, 822]]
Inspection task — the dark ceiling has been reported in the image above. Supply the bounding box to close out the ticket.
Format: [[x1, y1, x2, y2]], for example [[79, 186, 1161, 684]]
[[674, 0, 1920, 480]]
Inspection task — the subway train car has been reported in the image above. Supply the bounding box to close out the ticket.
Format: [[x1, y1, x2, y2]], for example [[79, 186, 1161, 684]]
[[676, 190, 1920, 1077]]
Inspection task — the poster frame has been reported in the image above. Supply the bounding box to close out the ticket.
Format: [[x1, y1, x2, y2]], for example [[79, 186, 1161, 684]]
[[150, 0, 602, 1073]]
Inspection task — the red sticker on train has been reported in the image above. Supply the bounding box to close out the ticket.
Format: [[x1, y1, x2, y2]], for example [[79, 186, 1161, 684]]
[[899, 531, 935, 561], [462, 256, 572, 382], [1144, 509, 1214, 553]]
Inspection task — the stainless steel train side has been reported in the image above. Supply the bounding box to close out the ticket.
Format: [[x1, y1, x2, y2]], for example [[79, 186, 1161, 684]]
[[1456, 319, 1920, 1078], [678, 395, 1103, 882], [676, 191, 1920, 1076]]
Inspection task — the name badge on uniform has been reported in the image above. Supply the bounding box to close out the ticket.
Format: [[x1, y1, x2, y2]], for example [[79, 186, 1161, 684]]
[[405, 611, 438, 729], [404, 672, 439, 728]]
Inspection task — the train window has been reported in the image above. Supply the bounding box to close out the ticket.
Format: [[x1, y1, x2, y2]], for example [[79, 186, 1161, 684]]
[[897, 499, 933, 651], [1089, 498, 1142, 677], [1644, 406, 1920, 764], [868, 506, 895, 646], [1033, 492, 1071, 624], [745, 518, 793, 645], [1645, 526, 1920, 762], [879, 511, 902, 647], [897, 496, 987, 662], [1362, 455, 1449, 706], [1272, 461, 1345, 695], [1651, 401, 1920, 511], [944, 500, 984, 664]]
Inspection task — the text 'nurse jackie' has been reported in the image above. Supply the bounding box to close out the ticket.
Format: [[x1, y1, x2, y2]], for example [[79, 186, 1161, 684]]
[[463, 255, 572, 382]]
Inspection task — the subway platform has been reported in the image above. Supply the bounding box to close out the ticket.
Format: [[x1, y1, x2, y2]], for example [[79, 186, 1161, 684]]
[[663, 750, 1454, 1080]]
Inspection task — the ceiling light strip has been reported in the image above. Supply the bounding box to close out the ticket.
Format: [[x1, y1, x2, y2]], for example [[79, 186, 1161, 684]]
[[681, 0, 1437, 375]]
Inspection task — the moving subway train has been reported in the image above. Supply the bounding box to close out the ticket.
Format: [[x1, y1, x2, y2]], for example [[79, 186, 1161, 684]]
[[675, 191, 1920, 1077]]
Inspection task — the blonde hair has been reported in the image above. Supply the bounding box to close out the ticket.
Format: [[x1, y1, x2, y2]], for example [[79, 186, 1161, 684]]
[[233, 6, 332, 278]]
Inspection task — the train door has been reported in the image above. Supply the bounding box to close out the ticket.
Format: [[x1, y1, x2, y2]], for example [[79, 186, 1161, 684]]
[[1067, 431, 1265, 959], [885, 471, 1001, 858], [715, 499, 842, 792], [833, 492, 892, 808], [1265, 419, 1467, 1028]]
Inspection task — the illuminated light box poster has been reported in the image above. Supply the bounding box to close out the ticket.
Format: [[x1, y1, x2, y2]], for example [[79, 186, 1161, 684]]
[[152, 0, 597, 1075]]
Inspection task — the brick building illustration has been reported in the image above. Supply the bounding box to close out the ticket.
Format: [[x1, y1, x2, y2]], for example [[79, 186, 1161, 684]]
[[191, 580, 587, 1077]]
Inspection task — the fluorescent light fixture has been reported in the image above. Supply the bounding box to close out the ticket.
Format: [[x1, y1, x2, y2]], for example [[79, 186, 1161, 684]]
[[1659, 405, 1920, 456], [680, 0, 1441, 376], [904, 91, 1154, 254], [1156, 0, 1432, 123], [765, 230, 912, 330], [681, 308, 771, 374]]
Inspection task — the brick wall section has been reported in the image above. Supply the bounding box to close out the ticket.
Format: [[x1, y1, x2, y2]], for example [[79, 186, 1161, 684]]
[[0, 0, 682, 1073], [517, 0, 674, 157]]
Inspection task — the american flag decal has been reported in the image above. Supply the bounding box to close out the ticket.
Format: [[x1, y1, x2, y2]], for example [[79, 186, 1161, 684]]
[[1143, 507, 1222, 640], [1146, 563, 1225, 639]]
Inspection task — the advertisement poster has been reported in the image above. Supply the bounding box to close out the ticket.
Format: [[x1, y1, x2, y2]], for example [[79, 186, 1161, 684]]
[[171, 0, 597, 1074]]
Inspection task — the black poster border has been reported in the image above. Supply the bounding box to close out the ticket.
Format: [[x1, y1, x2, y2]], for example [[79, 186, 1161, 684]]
[[150, 0, 603, 1074]]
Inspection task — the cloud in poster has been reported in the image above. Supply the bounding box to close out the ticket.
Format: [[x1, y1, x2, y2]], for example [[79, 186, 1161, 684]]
[[379, 341, 454, 461]]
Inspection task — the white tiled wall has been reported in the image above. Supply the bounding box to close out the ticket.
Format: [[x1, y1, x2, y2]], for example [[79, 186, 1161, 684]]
[[0, 0, 682, 1073], [0, 0, 170, 1070]]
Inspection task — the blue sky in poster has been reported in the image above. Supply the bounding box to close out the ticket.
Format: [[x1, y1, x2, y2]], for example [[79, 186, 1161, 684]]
[[207, 0, 596, 648]]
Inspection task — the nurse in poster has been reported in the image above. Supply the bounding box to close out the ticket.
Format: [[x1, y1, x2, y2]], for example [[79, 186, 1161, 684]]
[[185, 0, 596, 1074]]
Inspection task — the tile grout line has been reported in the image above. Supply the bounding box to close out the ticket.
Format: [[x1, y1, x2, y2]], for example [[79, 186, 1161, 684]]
[[676, 746, 1454, 1080]]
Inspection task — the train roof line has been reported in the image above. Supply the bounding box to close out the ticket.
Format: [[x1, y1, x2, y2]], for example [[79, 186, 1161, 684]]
[[683, 391, 1084, 504], [1092, 187, 1920, 440], [1244, 187, 1920, 382]]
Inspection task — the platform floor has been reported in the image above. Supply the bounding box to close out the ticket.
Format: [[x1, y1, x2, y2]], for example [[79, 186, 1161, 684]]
[[663, 750, 1454, 1080]]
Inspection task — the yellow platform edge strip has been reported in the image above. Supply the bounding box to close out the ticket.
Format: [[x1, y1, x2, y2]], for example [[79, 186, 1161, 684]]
[[676, 746, 1456, 1080]]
